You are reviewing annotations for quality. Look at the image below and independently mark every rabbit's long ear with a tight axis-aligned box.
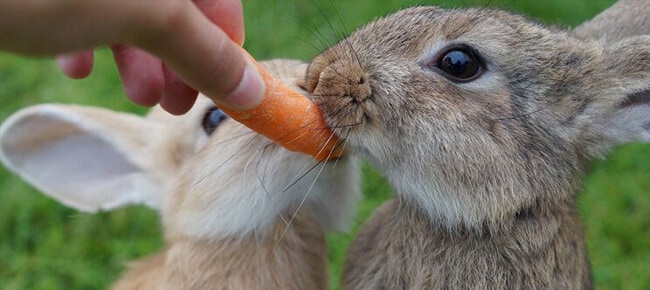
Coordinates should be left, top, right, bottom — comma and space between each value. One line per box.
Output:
0, 104, 170, 212
583, 36, 650, 157
574, 0, 650, 41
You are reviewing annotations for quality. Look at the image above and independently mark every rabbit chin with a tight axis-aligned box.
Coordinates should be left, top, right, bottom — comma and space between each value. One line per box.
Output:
162, 141, 360, 241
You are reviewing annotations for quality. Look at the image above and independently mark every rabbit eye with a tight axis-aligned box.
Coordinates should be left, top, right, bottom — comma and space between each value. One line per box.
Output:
435, 45, 484, 82
202, 107, 229, 135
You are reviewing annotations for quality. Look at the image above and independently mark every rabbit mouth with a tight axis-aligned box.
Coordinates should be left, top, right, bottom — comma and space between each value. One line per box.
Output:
315, 95, 373, 155
306, 57, 374, 140
316, 93, 374, 128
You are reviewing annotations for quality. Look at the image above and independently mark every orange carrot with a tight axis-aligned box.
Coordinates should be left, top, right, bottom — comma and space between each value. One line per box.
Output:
219, 56, 343, 161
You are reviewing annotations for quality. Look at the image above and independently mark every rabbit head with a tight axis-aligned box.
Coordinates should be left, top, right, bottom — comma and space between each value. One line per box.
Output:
0, 59, 360, 242
305, 6, 650, 231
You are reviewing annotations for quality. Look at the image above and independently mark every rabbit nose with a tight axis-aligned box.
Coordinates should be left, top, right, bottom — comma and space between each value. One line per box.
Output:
350, 75, 372, 103
315, 62, 372, 103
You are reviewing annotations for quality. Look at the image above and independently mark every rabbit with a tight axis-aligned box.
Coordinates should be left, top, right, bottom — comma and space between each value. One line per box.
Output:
574, 0, 650, 41
302, 4, 650, 290
0, 59, 360, 289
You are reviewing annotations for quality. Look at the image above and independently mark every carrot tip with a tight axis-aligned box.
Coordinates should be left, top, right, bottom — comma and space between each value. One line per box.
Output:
220, 54, 344, 161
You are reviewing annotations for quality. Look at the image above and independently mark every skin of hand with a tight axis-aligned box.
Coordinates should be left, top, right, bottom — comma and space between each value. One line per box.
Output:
0, 0, 265, 114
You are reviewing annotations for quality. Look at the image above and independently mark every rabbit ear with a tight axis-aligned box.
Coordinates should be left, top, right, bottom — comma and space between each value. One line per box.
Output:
0, 104, 169, 212
574, 0, 650, 41
584, 36, 650, 155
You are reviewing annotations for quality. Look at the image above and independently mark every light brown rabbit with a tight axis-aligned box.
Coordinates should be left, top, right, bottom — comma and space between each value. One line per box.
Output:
303, 4, 650, 290
0, 60, 360, 289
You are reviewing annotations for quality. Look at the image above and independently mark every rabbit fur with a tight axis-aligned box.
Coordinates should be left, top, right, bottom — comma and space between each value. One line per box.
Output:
304, 4, 650, 289
575, 0, 650, 42
0, 60, 360, 290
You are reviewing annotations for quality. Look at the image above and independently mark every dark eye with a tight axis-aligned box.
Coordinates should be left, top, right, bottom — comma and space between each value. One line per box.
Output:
435, 45, 484, 82
202, 107, 229, 135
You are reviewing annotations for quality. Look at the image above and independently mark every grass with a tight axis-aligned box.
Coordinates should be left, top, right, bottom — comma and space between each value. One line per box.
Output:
0, 0, 648, 289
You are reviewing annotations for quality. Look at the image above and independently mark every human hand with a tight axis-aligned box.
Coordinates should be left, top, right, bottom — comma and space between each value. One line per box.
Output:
0, 0, 264, 114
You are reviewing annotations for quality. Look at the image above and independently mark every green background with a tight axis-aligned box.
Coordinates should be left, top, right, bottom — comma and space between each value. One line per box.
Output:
1, 0, 648, 289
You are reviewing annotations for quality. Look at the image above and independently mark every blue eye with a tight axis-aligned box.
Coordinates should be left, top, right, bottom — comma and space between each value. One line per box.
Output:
435, 45, 484, 82
202, 107, 229, 135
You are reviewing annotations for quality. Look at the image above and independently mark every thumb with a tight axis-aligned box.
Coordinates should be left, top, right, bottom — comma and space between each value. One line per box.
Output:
132, 2, 264, 110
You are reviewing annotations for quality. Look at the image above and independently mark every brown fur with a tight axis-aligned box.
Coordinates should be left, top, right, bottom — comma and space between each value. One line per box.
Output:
575, 0, 650, 41
343, 200, 592, 289
305, 5, 650, 289
112, 211, 327, 290
111, 253, 167, 290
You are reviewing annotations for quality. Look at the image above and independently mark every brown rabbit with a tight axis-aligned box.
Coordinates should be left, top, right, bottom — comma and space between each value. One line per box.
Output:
304, 5, 650, 290
0, 60, 360, 289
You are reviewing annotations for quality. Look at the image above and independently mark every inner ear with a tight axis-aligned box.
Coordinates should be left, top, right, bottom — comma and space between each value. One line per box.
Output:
622, 89, 650, 108
0, 105, 166, 212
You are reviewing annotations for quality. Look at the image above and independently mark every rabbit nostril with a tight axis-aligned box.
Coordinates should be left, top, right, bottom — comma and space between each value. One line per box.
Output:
310, 60, 372, 104
351, 92, 371, 103
351, 76, 372, 103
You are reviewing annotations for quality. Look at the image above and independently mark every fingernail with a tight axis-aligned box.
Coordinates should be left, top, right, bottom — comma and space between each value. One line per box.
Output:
227, 64, 265, 110
56, 53, 93, 79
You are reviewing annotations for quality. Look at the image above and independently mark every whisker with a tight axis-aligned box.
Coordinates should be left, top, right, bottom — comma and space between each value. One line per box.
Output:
310, 121, 343, 159
250, 114, 338, 153
325, 64, 363, 85
192, 144, 252, 187
330, 121, 362, 129
252, 138, 319, 200
277, 126, 355, 241
277, 116, 358, 194
279, 214, 291, 228
330, 127, 354, 168
294, 36, 333, 57
280, 161, 323, 194
292, 7, 337, 55
251, 141, 275, 201
191, 127, 271, 188
203, 130, 257, 149
278, 157, 329, 243
326, 0, 365, 73
309, 0, 345, 44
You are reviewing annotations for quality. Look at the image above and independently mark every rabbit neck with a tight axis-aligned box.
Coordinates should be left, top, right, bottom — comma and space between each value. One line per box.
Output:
342, 198, 593, 289
379, 150, 587, 232
113, 210, 328, 290
162, 153, 360, 240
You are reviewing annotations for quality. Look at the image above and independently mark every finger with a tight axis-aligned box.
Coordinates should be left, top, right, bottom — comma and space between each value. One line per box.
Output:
159, 65, 199, 115
193, 0, 245, 45
56, 51, 94, 79
134, 3, 264, 110
111, 45, 165, 107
